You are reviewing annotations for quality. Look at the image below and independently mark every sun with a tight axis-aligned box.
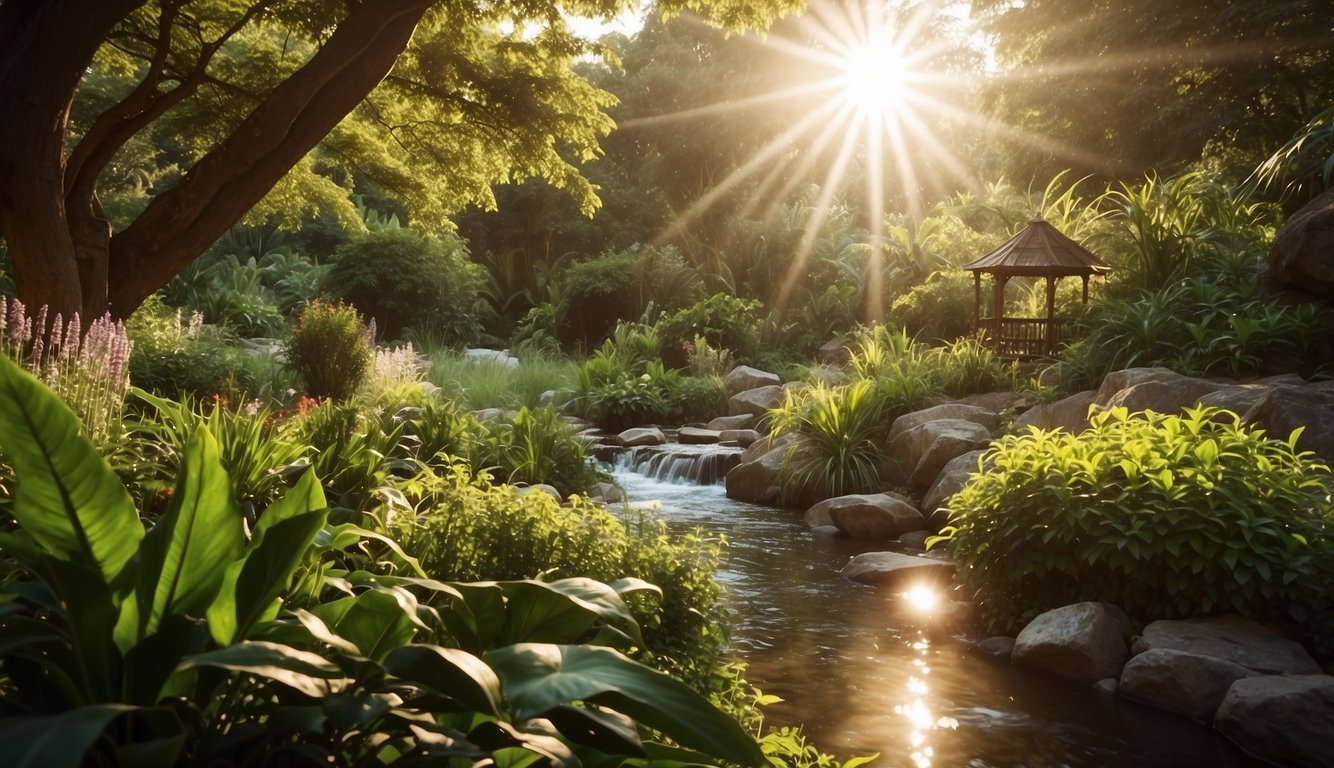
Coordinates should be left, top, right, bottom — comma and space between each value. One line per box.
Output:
836, 37, 913, 122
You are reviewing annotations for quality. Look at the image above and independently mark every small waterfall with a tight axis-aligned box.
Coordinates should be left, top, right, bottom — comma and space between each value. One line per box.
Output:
612, 444, 743, 485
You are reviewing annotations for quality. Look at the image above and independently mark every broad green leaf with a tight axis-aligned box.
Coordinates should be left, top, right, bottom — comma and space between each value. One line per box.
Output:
543, 704, 645, 756
497, 579, 643, 646
207, 471, 328, 645
179, 640, 349, 697
138, 427, 244, 637
310, 587, 423, 660
383, 644, 503, 715
0, 355, 141, 589
0, 703, 138, 768
486, 643, 764, 766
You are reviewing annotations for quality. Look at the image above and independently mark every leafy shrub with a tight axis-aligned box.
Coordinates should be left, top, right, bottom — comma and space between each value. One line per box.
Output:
286, 300, 372, 400
127, 296, 278, 401
324, 228, 483, 342
926, 335, 1019, 397
387, 464, 729, 684
938, 406, 1334, 655
570, 324, 678, 430
771, 380, 884, 505
888, 269, 977, 343
553, 246, 702, 349
670, 374, 728, 424
657, 293, 762, 366
472, 406, 601, 494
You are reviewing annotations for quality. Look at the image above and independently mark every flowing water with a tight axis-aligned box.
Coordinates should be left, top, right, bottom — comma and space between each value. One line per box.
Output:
610, 445, 1264, 768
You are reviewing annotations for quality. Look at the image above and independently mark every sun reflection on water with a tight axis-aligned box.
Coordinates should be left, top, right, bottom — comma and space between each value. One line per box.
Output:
893, 633, 959, 768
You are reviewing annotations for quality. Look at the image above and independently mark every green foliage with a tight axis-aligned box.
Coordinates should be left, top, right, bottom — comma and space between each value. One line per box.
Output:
472, 407, 601, 495
927, 336, 1019, 398
286, 300, 372, 400
324, 229, 484, 342
287, 399, 409, 515
888, 270, 978, 343
1252, 104, 1334, 209
0, 348, 765, 767
428, 350, 576, 411
658, 293, 763, 366
771, 381, 885, 505
670, 374, 729, 424
570, 323, 681, 430
387, 463, 729, 686
554, 246, 702, 349
939, 406, 1334, 656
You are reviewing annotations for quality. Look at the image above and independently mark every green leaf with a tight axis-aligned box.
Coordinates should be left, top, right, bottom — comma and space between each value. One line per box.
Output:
0, 355, 141, 589
486, 643, 764, 766
137, 427, 244, 637
310, 587, 423, 660
179, 640, 349, 697
383, 644, 503, 715
0, 703, 138, 768
498, 579, 644, 646
542, 704, 645, 756
206, 471, 328, 645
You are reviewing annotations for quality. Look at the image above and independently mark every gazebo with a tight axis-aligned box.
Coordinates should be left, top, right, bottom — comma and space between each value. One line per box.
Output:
964, 214, 1110, 359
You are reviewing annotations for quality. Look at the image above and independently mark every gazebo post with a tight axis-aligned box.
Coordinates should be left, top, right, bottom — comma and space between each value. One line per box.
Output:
1044, 275, 1058, 355
992, 274, 1007, 353
973, 271, 982, 335
1081, 274, 1091, 304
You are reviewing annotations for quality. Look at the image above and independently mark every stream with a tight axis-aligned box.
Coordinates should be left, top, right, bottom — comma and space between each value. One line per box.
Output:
609, 445, 1265, 768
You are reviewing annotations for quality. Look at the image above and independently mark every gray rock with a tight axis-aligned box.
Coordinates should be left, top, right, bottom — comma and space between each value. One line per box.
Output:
1012, 390, 1097, 434
1119, 649, 1258, 721
977, 636, 1016, 660
618, 427, 668, 447
719, 428, 761, 447
805, 493, 927, 540
1242, 384, 1334, 466
808, 525, 841, 537
888, 403, 999, 443
707, 413, 755, 431
537, 389, 558, 407
841, 551, 956, 588
919, 449, 985, 530
896, 530, 932, 550
1132, 615, 1321, 675
740, 432, 797, 463
1196, 384, 1272, 415
728, 385, 785, 418
725, 365, 781, 397
943, 391, 1035, 415
589, 481, 623, 504
1093, 678, 1119, 696
1268, 187, 1334, 300
726, 437, 804, 504
1215, 675, 1334, 768
887, 419, 993, 489
1093, 367, 1183, 406
815, 337, 852, 366
464, 348, 519, 368
472, 408, 506, 423
678, 427, 721, 444
1103, 375, 1231, 415
1012, 602, 1130, 685
516, 484, 563, 503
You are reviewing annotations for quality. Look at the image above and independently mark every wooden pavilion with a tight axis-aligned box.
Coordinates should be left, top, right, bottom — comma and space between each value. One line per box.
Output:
963, 214, 1110, 359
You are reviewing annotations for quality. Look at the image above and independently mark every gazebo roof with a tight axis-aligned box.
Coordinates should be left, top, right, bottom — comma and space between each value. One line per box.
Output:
964, 214, 1110, 277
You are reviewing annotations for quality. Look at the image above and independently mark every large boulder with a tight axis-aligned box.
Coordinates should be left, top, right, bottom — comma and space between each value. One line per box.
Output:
1267, 187, 1334, 300
719, 428, 761, 448
1093, 367, 1184, 406
707, 413, 755, 431
887, 403, 999, 443
1242, 383, 1334, 466
1215, 675, 1334, 768
1012, 390, 1097, 434
618, 427, 667, 447
1131, 615, 1321, 675
725, 366, 781, 397
1118, 648, 1258, 721
1012, 602, 1130, 686
841, 551, 955, 588
804, 493, 926, 539
1102, 373, 1231, 415
886, 419, 993, 490
678, 427, 721, 444
940, 391, 1035, 414
919, 449, 985, 530
728, 385, 785, 418
815, 337, 852, 366
725, 435, 803, 504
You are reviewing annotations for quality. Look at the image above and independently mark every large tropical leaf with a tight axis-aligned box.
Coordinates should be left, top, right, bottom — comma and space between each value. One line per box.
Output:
486, 643, 764, 766
206, 470, 327, 645
0, 703, 139, 768
179, 641, 349, 698
383, 644, 504, 716
0, 355, 141, 588
310, 586, 425, 660
137, 427, 245, 637
494, 579, 645, 647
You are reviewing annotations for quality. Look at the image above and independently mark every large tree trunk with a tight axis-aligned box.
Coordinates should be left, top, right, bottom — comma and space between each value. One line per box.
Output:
0, 0, 433, 321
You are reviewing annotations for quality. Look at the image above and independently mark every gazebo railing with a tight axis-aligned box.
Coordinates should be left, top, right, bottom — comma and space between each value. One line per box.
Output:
978, 318, 1075, 359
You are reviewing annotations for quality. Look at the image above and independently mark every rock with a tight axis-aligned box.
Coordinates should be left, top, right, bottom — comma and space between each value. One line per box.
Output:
728, 385, 786, 418
919, 449, 985, 530
725, 366, 782, 397
1012, 390, 1097, 434
464, 348, 519, 368
1119, 649, 1258, 721
726, 437, 802, 504
516, 484, 563, 503
1012, 602, 1130, 685
1196, 384, 1273, 415
1093, 678, 1119, 696
618, 427, 667, 447
740, 432, 797, 463
537, 389, 558, 407
1103, 374, 1231, 415
589, 481, 623, 504
841, 551, 956, 588
808, 525, 841, 537
943, 391, 1035, 414
804, 493, 927, 540
977, 636, 1016, 660
888, 403, 999, 443
707, 413, 755, 431
1268, 187, 1334, 300
472, 408, 506, 423
886, 419, 993, 489
1215, 675, 1334, 768
896, 530, 931, 550
1093, 367, 1183, 406
719, 428, 761, 447
1242, 384, 1334, 466
1131, 615, 1321, 675
782, 381, 810, 396
678, 427, 721, 444
806, 364, 847, 388
815, 337, 852, 366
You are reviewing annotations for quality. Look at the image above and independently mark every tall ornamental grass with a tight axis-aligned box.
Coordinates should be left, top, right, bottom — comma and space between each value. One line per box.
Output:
0, 296, 131, 444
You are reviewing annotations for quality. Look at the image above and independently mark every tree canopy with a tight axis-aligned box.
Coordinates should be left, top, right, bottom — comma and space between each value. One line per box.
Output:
0, 0, 802, 321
